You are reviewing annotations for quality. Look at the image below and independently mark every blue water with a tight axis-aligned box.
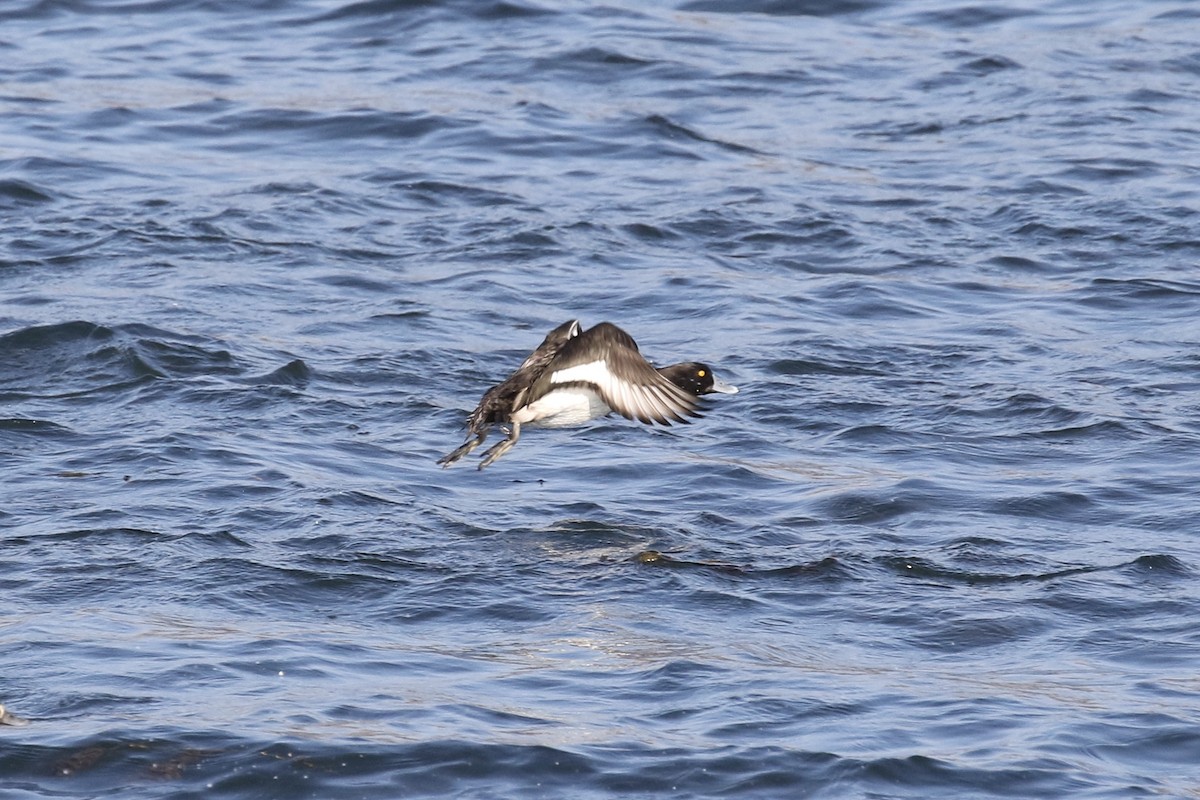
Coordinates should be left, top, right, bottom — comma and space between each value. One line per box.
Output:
3, 0, 1199, 797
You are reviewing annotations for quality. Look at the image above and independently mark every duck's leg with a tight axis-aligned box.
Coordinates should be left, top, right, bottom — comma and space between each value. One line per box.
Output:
437, 426, 489, 467
478, 421, 521, 470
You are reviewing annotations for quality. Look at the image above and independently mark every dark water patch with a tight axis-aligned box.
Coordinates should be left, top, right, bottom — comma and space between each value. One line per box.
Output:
1074, 277, 1200, 312
907, 4, 1039, 29
879, 553, 1168, 587
765, 357, 888, 378
240, 359, 311, 387
316, 489, 413, 510
1156, 7, 1200, 21
986, 490, 1097, 524
637, 550, 848, 582
296, 551, 429, 586
473, 1, 558, 21
0, 156, 107, 190
706, 696, 864, 740
163, 108, 460, 149
173, 67, 238, 86
819, 491, 919, 525
815, 280, 938, 320
18, 563, 153, 607
171, 380, 308, 414
916, 53, 1023, 91
365, 174, 527, 210
0, 417, 73, 435
670, 207, 783, 250
133, 336, 238, 379
1072, 622, 1200, 670
853, 119, 944, 139
986, 204, 1094, 243
1014, 178, 1087, 198
0, 320, 114, 352
370, 307, 431, 323
2, 735, 326, 794
181, 556, 394, 615
985, 254, 1050, 272
621, 221, 681, 242
679, 0, 884, 16
856, 752, 1075, 797
0, 177, 55, 207
3, 526, 170, 547
633, 549, 760, 576
943, 533, 1009, 550
315, 273, 395, 292
962, 54, 1022, 76
1034, 580, 1192, 629
543, 518, 650, 547
831, 423, 920, 446
644, 114, 763, 156
937, 390, 1093, 433
743, 219, 861, 253
1163, 50, 1200, 76
752, 555, 852, 581
1087, 723, 1200, 770
1123, 553, 1189, 577
598, 746, 838, 796
908, 614, 1042, 653
295, 0, 552, 28
543, 45, 656, 70
1056, 158, 1161, 185
1125, 87, 1188, 107
1014, 418, 1136, 444
0, 321, 155, 400
77, 105, 143, 133
0, 323, 253, 403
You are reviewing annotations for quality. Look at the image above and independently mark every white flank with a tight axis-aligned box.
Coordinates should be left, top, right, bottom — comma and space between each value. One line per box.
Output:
511, 386, 611, 428
510, 360, 616, 427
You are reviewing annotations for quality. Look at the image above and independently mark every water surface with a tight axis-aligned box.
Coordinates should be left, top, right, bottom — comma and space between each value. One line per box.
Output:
2, 0, 1199, 797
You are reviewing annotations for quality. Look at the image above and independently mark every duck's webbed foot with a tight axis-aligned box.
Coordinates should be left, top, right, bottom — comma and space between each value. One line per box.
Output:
478, 422, 521, 470
438, 428, 489, 467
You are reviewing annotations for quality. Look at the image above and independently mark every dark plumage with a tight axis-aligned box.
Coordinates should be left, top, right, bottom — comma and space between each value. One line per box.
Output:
438, 320, 737, 469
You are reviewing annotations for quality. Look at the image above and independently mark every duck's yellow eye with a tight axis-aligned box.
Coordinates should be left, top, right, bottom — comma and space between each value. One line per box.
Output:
697, 369, 706, 377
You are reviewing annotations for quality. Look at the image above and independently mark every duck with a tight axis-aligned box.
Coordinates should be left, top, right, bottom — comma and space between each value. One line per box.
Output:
438, 320, 737, 469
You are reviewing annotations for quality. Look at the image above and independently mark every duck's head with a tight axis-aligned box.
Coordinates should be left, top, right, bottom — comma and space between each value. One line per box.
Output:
659, 362, 738, 396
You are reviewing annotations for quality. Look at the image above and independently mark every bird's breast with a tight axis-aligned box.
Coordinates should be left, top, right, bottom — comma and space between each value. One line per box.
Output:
511, 385, 611, 428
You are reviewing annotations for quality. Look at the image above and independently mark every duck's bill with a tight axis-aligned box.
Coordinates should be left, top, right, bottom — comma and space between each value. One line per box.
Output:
710, 375, 738, 394
0, 707, 29, 727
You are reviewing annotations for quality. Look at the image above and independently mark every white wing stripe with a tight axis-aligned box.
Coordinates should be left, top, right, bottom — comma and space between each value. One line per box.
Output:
549, 360, 611, 386
548, 356, 700, 425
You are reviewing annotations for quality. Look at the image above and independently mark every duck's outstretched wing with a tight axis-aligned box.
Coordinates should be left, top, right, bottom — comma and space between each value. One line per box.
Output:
540, 323, 701, 425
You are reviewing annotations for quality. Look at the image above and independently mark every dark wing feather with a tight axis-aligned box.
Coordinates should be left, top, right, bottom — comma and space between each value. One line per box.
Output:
463, 319, 580, 431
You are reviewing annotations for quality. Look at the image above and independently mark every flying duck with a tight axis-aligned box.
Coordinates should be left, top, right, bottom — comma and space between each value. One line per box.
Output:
438, 320, 737, 469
